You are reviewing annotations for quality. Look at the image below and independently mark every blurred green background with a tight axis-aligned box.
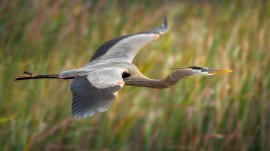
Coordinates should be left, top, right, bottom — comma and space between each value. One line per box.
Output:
1, 0, 270, 150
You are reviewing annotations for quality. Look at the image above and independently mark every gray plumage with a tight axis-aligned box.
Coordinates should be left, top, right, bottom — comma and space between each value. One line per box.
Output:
60, 17, 232, 118
71, 68, 124, 118
60, 17, 169, 118
90, 17, 168, 62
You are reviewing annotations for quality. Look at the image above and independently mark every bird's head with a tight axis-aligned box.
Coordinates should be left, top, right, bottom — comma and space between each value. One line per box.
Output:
189, 66, 233, 76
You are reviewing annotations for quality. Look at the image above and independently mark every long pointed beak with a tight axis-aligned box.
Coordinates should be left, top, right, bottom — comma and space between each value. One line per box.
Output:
208, 69, 233, 74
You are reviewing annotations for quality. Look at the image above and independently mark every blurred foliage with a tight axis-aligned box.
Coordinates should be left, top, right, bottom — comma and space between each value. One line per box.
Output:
1, 0, 270, 150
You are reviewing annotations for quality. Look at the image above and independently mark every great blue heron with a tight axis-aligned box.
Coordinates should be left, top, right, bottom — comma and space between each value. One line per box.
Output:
59, 17, 232, 118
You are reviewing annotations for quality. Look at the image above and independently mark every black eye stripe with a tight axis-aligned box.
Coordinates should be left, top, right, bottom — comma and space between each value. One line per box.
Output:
189, 66, 203, 70
189, 66, 208, 71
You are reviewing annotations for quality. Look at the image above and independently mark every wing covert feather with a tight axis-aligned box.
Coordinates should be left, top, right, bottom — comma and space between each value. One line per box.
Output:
90, 17, 169, 63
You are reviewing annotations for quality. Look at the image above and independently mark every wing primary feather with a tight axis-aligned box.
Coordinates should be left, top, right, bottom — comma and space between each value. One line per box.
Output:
151, 16, 169, 34
71, 74, 123, 118
90, 35, 130, 62
88, 17, 169, 63
72, 88, 113, 113
163, 16, 168, 30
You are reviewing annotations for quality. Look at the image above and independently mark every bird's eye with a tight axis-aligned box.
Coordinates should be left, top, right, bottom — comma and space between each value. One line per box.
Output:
122, 71, 131, 78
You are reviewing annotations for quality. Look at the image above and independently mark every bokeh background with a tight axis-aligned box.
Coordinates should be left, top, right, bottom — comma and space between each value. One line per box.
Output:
1, 0, 270, 150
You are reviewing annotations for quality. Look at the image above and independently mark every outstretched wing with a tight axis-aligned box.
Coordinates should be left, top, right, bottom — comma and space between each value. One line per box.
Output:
90, 17, 169, 63
71, 68, 125, 118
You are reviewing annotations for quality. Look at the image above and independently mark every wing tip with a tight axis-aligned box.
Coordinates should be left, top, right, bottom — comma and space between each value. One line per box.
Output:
164, 16, 168, 29
72, 109, 96, 118
151, 16, 169, 34
72, 106, 110, 119
162, 16, 169, 33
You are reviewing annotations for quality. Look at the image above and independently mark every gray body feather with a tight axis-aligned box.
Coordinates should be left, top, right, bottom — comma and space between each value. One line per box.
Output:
60, 17, 169, 118
71, 68, 124, 118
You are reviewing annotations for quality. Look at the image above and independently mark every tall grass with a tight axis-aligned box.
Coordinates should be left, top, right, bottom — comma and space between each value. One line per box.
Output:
1, 0, 270, 150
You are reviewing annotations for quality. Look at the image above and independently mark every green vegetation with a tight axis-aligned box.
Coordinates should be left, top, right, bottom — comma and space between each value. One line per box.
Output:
1, 0, 270, 150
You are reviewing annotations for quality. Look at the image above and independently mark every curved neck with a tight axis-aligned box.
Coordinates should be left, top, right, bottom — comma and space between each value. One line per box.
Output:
124, 68, 194, 89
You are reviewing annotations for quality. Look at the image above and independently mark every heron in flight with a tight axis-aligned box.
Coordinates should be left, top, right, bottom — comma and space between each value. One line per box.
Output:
59, 17, 232, 118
